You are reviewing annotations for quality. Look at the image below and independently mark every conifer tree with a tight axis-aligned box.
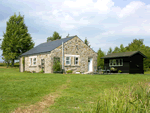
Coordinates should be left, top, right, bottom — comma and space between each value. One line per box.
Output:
1, 13, 34, 66
97, 48, 105, 69
84, 37, 91, 47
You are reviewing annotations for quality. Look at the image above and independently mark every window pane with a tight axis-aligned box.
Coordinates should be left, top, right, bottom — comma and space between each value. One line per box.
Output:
30, 58, 32, 64
75, 61, 78, 64
118, 59, 120, 65
66, 57, 69, 60
120, 59, 123, 65
34, 58, 36, 61
33, 62, 36, 65
110, 60, 112, 65
75, 57, 78, 64
116, 59, 118, 65
113, 59, 116, 65
66, 61, 70, 64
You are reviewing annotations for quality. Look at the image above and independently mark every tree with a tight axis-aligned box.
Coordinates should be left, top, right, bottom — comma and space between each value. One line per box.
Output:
112, 46, 120, 53
1, 12, 34, 67
47, 31, 61, 42
97, 48, 105, 69
107, 47, 113, 55
125, 39, 144, 51
125, 39, 150, 71
120, 44, 126, 52
84, 37, 91, 47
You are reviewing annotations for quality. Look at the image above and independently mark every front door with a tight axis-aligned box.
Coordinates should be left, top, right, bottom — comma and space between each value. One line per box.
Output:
88, 58, 93, 72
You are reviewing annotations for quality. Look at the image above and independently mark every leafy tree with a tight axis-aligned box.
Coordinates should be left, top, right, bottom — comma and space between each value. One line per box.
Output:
97, 48, 105, 69
112, 46, 120, 53
84, 37, 91, 47
1, 12, 34, 67
125, 39, 150, 71
125, 39, 144, 51
120, 44, 126, 52
107, 47, 113, 55
47, 31, 61, 42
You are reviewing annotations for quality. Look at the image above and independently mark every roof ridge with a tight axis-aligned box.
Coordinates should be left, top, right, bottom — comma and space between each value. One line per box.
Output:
47, 35, 77, 43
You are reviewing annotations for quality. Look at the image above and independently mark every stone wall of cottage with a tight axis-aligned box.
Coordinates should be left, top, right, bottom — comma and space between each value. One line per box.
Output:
20, 36, 97, 73
22, 52, 52, 73
50, 36, 97, 73
20, 57, 23, 72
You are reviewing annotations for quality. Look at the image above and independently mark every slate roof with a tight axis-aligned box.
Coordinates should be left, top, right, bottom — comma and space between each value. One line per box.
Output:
101, 51, 147, 59
20, 36, 76, 56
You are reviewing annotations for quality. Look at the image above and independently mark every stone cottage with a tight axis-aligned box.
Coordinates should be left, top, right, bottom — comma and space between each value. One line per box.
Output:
19, 35, 98, 73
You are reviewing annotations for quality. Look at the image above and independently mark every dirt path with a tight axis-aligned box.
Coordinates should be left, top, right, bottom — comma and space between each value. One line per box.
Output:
12, 75, 71, 113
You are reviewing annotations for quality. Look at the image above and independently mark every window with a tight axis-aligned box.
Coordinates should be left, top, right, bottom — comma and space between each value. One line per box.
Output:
66, 57, 71, 65
29, 56, 37, 66
41, 59, 45, 65
109, 59, 123, 66
30, 58, 32, 65
120, 59, 123, 65
33, 58, 36, 65
113, 59, 116, 65
74, 57, 79, 65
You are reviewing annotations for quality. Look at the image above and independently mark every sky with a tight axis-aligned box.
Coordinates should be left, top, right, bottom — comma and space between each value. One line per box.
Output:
0, 0, 150, 62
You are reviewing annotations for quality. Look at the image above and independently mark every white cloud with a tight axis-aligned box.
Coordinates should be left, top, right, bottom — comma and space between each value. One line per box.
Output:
118, 1, 145, 18
1, 0, 150, 56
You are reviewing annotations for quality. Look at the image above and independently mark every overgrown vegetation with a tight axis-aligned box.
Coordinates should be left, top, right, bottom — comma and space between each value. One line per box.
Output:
89, 82, 150, 113
66, 70, 73, 73
53, 57, 62, 72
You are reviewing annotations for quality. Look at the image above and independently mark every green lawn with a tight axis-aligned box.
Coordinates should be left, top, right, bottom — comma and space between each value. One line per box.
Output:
0, 68, 150, 113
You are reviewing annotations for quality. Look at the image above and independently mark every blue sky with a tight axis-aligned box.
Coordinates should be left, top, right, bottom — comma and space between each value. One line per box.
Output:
0, 0, 150, 62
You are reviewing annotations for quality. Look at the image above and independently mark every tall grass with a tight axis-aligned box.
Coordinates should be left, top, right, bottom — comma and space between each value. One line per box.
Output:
90, 82, 150, 113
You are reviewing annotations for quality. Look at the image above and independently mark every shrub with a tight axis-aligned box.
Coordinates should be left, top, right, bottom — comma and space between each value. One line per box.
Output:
39, 68, 44, 73
90, 82, 150, 113
53, 60, 62, 72
110, 67, 117, 71
66, 70, 72, 74
118, 70, 122, 73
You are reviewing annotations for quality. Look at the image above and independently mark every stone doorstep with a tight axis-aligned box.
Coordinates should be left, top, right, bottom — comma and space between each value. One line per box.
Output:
83, 71, 93, 74
76, 72, 80, 74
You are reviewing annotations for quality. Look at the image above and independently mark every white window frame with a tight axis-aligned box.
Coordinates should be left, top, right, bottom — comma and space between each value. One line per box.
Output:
33, 58, 36, 65
65, 56, 71, 65
29, 56, 37, 66
109, 59, 123, 66
74, 57, 79, 65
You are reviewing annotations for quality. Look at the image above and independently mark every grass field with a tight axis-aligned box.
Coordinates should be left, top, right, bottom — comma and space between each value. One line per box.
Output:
0, 66, 150, 113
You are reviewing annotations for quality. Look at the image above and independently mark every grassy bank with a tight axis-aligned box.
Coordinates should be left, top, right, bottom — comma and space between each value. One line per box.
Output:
0, 67, 150, 113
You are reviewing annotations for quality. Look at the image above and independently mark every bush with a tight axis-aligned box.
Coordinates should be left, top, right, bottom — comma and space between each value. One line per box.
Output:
53, 60, 62, 72
39, 68, 44, 73
110, 67, 117, 71
118, 70, 122, 73
66, 70, 72, 74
